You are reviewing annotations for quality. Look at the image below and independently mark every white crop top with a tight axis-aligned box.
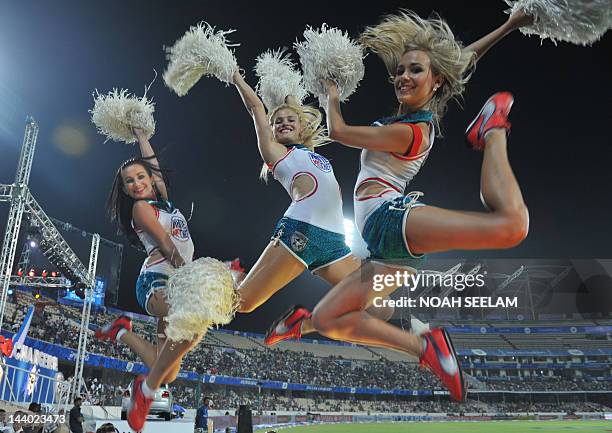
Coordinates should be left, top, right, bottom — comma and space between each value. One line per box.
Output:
133, 200, 194, 275
271, 145, 346, 235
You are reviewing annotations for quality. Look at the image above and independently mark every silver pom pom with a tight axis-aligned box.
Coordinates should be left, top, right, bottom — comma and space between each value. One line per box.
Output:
164, 22, 239, 96
90, 88, 155, 144
164, 257, 238, 342
295, 24, 365, 105
254, 49, 307, 111
506, 0, 612, 45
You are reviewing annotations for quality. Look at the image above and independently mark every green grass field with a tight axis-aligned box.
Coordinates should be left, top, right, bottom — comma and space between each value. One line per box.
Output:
281, 420, 612, 433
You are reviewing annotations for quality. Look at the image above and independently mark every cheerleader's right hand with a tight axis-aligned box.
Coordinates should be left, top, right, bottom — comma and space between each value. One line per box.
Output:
131, 126, 147, 141
506, 9, 534, 30
320, 78, 339, 99
231, 70, 241, 84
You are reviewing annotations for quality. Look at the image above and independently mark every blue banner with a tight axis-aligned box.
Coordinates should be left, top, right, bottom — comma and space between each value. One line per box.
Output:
463, 362, 611, 370
447, 325, 612, 335
1, 357, 58, 404
1, 329, 609, 399
459, 348, 612, 356
202, 374, 432, 396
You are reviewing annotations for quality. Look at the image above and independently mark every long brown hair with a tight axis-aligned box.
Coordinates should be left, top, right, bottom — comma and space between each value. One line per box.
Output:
106, 157, 169, 250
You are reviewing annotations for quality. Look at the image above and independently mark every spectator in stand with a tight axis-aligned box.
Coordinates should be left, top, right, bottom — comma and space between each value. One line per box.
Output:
95, 423, 118, 433
69, 397, 84, 433
195, 397, 211, 433
25, 404, 42, 433
0, 410, 10, 433
45, 409, 69, 433
8, 411, 27, 433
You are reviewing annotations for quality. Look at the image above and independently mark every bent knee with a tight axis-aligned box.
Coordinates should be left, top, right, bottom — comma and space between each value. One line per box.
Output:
498, 206, 529, 248
163, 371, 179, 384
237, 299, 258, 314
236, 288, 257, 313
367, 304, 394, 322
311, 309, 336, 336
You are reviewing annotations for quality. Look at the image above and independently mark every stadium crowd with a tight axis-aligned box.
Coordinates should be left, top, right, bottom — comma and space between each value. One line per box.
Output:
77, 376, 612, 414
5, 293, 611, 402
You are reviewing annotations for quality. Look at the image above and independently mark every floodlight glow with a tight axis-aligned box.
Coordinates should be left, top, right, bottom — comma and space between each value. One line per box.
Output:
344, 218, 355, 250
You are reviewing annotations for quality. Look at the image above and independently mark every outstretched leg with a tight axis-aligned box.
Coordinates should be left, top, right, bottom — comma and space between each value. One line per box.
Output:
264, 254, 399, 345
406, 94, 529, 254
311, 261, 422, 355
311, 262, 466, 401
119, 332, 158, 368
237, 241, 306, 313
301, 255, 395, 334
95, 315, 158, 369
126, 293, 201, 431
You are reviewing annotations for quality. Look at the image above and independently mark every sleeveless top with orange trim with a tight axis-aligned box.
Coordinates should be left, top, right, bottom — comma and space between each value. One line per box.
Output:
354, 110, 435, 233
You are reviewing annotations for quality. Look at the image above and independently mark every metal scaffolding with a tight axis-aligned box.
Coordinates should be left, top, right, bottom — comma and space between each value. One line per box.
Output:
71, 234, 100, 402
0, 117, 39, 332
0, 117, 101, 403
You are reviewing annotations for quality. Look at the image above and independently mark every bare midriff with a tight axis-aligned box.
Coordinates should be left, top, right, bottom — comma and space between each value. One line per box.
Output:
355, 180, 392, 200
291, 174, 316, 201
146, 249, 165, 265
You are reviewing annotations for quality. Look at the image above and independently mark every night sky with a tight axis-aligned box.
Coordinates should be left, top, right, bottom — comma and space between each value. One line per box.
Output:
0, 1, 610, 331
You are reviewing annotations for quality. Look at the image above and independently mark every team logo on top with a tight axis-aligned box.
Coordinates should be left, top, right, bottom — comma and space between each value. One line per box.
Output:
171, 216, 190, 240
309, 152, 332, 172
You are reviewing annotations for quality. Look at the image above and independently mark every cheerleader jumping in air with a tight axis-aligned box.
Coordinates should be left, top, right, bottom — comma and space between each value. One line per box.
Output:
90, 89, 235, 431
260, 8, 538, 402
161, 26, 383, 331
230, 68, 397, 328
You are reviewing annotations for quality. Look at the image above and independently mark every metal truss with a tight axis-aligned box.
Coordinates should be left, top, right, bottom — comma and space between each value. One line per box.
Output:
24, 191, 89, 284
72, 234, 100, 402
0, 184, 13, 203
0, 118, 39, 331
0, 117, 102, 403
50, 217, 123, 252
9, 275, 72, 288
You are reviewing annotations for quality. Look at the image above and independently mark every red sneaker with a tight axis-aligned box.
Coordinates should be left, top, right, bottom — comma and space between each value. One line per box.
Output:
465, 92, 514, 150
419, 328, 467, 402
94, 316, 132, 342
127, 375, 154, 432
0, 337, 12, 357
264, 305, 311, 346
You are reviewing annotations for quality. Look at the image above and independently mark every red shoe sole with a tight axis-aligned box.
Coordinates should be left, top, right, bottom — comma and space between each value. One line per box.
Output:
465, 92, 513, 151
439, 328, 467, 402
264, 305, 310, 346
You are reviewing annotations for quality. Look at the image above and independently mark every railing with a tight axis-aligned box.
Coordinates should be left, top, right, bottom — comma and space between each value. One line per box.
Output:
0, 361, 70, 412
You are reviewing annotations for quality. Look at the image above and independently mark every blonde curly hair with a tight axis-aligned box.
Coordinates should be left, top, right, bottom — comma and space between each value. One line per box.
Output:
259, 103, 328, 180
359, 10, 476, 134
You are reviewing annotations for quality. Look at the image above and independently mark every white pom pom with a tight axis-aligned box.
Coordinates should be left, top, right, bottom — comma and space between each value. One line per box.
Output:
254, 49, 307, 110
164, 257, 238, 342
90, 89, 155, 144
506, 0, 612, 45
164, 22, 239, 96
295, 24, 365, 105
